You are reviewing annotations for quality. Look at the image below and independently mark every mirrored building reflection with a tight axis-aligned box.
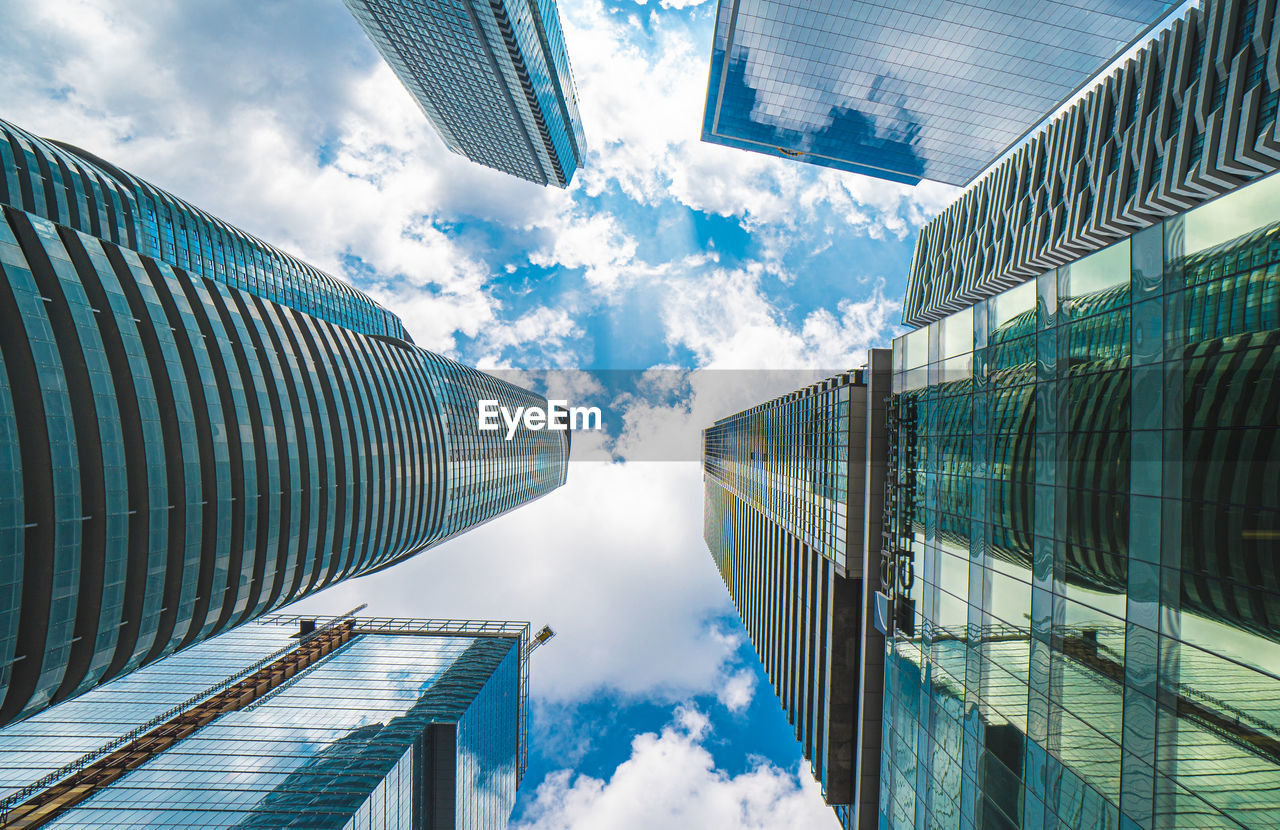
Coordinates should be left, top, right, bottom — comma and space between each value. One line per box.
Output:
342, 0, 587, 187
0, 614, 530, 829
0, 117, 569, 729
881, 1, 1280, 822
700, 0, 1176, 185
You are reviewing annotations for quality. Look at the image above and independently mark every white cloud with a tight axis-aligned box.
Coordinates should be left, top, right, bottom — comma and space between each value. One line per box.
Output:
515, 706, 840, 830
528, 206, 640, 292
716, 669, 756, 713
286, 462, 742, 703
626, 0, 714, 8
660, 264, 900, 369
0, 0, 574, 356
559, 0, 956, 245
472, 306, 586, 369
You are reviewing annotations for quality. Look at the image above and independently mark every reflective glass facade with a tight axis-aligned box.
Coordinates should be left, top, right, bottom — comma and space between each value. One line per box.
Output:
882, 168, 1280, 829
0, 120, 405, 340
705, 374, 856, 573
343, 0, 586, 187
0, 118, 569, 727
700, 0, 1176, 185
704, 362, 889, 826
0, 616, 528, 829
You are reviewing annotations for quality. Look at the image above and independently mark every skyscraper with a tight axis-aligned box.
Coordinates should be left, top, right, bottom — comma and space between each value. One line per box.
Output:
702, 356, 890, 828
0, 612, 532, 829
879, 0, 1280, 826
343, 0, 586, 188
700, 0, 1178, 185
0, 117, 569, 728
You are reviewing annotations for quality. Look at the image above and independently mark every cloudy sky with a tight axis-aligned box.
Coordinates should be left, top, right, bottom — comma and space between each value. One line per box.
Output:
0, 0, 956, 825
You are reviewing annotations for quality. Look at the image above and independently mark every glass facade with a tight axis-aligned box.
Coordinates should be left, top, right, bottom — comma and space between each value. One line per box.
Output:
705, 374, 854, 572
0, 119, 406, 340
0, 616, 529, 830
700, 0, 1176, 186
342, 0, 586, 188
0, 117, 569, 728
882, 169, 1280, 828
704, 364, 889, 823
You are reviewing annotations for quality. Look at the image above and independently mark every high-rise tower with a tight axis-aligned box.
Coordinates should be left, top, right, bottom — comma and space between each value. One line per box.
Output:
0, 117, 569, 727
880, 0, 1280, 826
0, 612, 532, 829
343, 0, 587, 187
703, 356, 890, 828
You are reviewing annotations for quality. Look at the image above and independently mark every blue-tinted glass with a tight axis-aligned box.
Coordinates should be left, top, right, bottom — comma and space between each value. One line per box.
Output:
341, 0, 585, 187
702, 0, 1175, 185
0, 621, 526, 829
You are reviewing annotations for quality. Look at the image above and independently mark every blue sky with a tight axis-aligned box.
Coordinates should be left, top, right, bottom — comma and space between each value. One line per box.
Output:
0, 0, 957, 825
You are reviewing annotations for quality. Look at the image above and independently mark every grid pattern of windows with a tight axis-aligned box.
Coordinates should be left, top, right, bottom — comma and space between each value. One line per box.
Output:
704, 365, 890, 820
421, 353, 568, 546
882, 167, 1280, 829
343, 0, 585, 188
0, 120, 406, 341
342, 746, 415, 830
0, 619, 526, 828
704, 374, 858, 572
704, 478, 855, 803
0, 120, 568, 728
453, 642, 521, 830
701, 0, 1174, 185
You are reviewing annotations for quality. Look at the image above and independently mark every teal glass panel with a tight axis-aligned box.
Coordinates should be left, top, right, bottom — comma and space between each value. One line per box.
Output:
885, 166, 1280, 829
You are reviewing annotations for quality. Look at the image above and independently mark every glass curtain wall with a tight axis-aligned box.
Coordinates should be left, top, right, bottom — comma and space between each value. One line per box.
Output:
884, 169, 1280, 829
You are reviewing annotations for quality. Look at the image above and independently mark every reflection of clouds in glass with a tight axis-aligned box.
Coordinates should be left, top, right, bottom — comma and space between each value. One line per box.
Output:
458, 746, 519, 830
455, 642, 521, 830
708, 0, 1176, 183
0, 625, 299, 800
40, 634, 475, 826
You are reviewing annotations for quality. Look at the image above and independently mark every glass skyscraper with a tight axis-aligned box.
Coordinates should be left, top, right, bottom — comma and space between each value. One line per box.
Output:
703, 356, 890, 828
342, 0, 587, 188
879, 0, 1280, 827
700, 0, 1177, 185
0, 117, 569, 728
0, 612, 530, 829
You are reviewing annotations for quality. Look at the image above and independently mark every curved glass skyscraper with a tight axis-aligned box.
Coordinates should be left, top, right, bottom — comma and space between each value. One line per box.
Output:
0, 117, 569, 728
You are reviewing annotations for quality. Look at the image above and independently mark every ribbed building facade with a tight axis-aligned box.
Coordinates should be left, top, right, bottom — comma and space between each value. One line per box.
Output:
0, 117, 569, 728
343, 0, 586, 187
0, 613, 530, 829
880, 1, 1280, 826
703, 356, 889, 828
905, 0, 1280, 325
